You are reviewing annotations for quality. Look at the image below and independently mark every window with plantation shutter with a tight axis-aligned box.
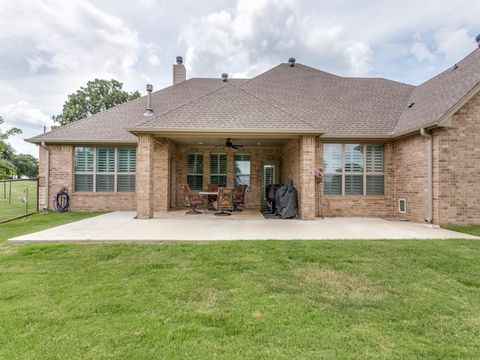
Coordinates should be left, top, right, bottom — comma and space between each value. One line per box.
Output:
74, 147, 94, 191
117, 148, 136, 192
234, 153, 250, 188
210, 153, 227, 187
323, 144, 385, 196
187, 153, 203, 190
366, 144, 384, 195
74, 146, 136, 193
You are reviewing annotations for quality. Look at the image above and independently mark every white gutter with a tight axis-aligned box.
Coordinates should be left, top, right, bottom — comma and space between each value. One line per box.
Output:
420, 128, 433, 223
40, 142, 49, 211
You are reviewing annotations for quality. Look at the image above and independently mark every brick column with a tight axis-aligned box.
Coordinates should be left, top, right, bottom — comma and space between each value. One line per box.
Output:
299, 135, 316, 220
136, 134, 154, 219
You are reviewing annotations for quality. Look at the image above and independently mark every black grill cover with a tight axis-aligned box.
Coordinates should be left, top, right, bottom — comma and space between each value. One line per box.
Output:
275, 179, 298, 219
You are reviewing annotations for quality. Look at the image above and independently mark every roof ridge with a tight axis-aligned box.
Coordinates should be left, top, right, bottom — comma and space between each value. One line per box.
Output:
235, 85, 317, 129
134, 83, 230, 127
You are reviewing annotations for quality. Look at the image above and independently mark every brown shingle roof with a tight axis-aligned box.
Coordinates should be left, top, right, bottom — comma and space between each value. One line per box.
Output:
239, 64, 414, 135
394, 48, 480, 134
27, 49, 480, 143
133, 82, 317, 132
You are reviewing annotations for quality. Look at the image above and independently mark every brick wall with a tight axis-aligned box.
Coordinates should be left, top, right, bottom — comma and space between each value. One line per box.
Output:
38, 144, 137, 212
435, 92, 480, 224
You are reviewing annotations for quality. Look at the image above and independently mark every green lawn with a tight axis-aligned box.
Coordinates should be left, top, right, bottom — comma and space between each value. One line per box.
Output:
444, 224, 480, 237
0, 180, 38, 222
0, 214, 479, 359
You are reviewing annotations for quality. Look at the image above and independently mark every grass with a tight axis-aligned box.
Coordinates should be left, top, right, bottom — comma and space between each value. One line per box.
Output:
0, 214, 479, 359
0, 179, 38, 222
444, 224, 480, 237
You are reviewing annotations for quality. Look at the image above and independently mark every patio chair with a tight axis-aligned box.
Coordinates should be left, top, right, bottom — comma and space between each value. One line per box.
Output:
207, 184, 219, 192
213, 187, 234, 216
181, 184, 204, 215
233, 184, 248, 211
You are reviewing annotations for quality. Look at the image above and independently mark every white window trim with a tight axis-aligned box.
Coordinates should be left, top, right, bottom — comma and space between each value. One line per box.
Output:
324, 144, 385, 196
74, 146, 136, 193
234, 153, 251, 189
398, 198, 407, 213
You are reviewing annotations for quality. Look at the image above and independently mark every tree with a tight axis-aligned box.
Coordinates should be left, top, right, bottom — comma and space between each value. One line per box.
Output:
11, 154, 38, 178
0, 116, 22, 179
52, 79, 141, 126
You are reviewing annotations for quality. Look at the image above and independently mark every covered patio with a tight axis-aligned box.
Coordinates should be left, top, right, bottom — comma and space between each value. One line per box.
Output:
133, 131, 320, 220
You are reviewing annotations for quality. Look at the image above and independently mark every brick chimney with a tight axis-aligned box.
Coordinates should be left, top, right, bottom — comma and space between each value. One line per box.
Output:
173, 56, 186, 85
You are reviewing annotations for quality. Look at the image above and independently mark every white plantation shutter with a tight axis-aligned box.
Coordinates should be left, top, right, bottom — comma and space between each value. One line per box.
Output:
210, 153, 227, 186
366, 144, 385, 195
117, 148, 136, 192
96, 148, 115, 192
323, 144, 385, 195
74, 147, 94, 191
187, 153, 203, 190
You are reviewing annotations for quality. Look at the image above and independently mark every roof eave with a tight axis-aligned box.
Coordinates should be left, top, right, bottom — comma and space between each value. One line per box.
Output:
26, 138, 138, 145
127, 127, 324, 137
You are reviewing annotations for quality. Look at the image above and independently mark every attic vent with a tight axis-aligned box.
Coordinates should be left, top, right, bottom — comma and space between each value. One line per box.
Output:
408, 102, 415, 108
476, 34, 480, 48
453, 63, 459, 70
288, 57, 296, 67
221, 73, 228, 82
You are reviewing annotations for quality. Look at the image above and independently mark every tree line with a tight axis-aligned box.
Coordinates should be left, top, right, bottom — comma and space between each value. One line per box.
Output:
1, 79, 140, 180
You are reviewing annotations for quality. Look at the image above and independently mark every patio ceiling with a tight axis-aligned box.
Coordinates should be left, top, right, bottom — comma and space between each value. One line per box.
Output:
165, 135, 292, 147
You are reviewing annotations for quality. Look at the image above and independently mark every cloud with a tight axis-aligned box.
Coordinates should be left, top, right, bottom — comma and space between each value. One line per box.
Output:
411, 42, 435, 62
0, 101, 52, 130
179, 0, 373, 78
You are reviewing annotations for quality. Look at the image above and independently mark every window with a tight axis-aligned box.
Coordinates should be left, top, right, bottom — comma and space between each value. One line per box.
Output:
323, 144, 385, 195
74, 147, 136, 192
117, 148, 136, 192
234, 153, 251, 188
74, 147, 94, 192
398, 199, 406, 213
210, 153, 227, 187
187, 153, 203, 190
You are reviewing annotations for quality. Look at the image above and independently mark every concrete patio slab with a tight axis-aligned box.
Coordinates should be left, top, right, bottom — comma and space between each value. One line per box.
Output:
7, 211, 479, 243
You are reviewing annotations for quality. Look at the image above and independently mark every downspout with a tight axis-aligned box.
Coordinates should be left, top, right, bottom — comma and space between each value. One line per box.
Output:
420, 128, 433, 223
40, 142, 49, 211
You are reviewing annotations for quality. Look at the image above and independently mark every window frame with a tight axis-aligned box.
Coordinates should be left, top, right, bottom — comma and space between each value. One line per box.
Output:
323, 143, 385, 196
74, 146, 136, 193
210, 152, 227, 187
187, 153, 204, 191
234, 153, 251, 189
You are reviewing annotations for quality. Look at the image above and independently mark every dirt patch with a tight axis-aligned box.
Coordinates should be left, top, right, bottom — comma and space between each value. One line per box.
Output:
297, 266, 390, 302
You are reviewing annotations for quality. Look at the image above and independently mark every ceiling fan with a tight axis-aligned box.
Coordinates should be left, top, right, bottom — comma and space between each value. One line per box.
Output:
216, 138, 244, 150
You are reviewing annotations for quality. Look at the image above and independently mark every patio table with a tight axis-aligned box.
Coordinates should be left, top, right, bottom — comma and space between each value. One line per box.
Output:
198, 191, 218, 213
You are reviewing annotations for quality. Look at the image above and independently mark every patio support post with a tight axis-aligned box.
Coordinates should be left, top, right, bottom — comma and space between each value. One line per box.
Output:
136, 134, 154, 219
299, 135, 316, 220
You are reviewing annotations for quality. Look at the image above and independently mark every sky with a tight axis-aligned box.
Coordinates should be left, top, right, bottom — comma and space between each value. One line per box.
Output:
0, 0, 479, 157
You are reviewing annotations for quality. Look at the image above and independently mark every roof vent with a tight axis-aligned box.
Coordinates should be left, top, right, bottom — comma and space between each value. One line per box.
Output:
221, 73, 228, 82
144, 84, 153, 116
176, 56, 183, 65
476, 34, 480, 48
408, 102, 415, 108
453, 63, 459, 70
288, 57, 296, 67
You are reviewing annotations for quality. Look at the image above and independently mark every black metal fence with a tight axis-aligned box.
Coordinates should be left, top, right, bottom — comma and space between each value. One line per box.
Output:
0, 178, 39, 223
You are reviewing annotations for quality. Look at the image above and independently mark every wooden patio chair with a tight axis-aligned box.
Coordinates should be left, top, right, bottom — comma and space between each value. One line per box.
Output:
181, 183, 204, 215
233, 184, 248, 211
212, 187, 234, 216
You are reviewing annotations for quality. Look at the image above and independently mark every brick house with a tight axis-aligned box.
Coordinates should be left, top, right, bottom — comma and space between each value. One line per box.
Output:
28, 50, 480, 224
